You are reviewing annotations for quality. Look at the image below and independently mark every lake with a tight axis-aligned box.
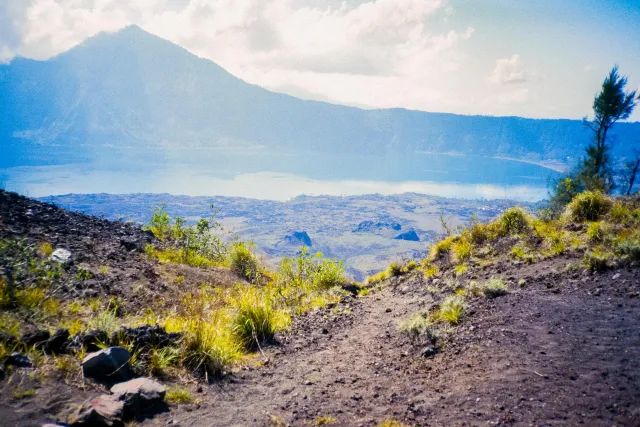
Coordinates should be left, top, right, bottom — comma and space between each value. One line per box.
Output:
0, 147, 560, 201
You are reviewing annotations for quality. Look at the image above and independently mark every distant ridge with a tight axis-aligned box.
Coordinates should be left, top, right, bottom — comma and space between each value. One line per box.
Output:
1, 26, 639, 168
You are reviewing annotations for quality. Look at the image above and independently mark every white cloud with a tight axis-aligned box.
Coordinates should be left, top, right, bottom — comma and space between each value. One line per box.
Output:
490, 54, 533, 85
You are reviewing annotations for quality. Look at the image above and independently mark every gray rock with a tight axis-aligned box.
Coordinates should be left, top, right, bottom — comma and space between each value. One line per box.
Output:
5, 351, 32, 368
420, 346, 440, 358
20, 329, 50, 349
69, 394, 124, 427
50, 248, 72, 263
111, 377, 166, 416
82, 347, 132, 383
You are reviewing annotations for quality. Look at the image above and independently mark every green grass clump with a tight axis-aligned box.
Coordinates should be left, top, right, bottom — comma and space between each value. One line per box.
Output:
398, 313, 434, 342
616, 238, 640, 261
422, 263, 439, 279
148, 347, 179, 376
315, 416, 338, 425
565, 191, 613, 222
403, 260, 418, 273
38, 242, 53, 257
498, 207, 531, 236
437, 295, 465, 325
610, 201, 632, 222
482, 278, 508, 298
166, 387, 194, 404
379, 419, 411, 427
230, 286, 290, 349
12, 388, 36, 400
454, 263, 468, 276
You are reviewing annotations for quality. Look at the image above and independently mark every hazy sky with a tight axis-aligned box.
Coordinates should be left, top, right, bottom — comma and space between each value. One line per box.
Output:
1, 0, 639, 120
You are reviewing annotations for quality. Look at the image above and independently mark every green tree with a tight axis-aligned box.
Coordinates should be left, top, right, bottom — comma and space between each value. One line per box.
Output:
581, 66, 638, 192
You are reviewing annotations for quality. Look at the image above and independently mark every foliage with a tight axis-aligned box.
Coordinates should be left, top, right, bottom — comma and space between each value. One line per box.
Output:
581, 66, 638, 192
451, 237, 472, 264
0, 238, 61, 310
366, 270, 388, 285
565, 191, 612, 222
498, 207, 531, 236
275, 248, 345, 291
584, 249, 613, 272
228, 242, 262, 283
454, 263, 468, 276
398, 313, 434, 342
230, 285, 290, 349
428, 236, 455, 261
387, 262, 403, 277
166, 387, 194, 404
422, 263, 439, 279
315, 416, 338, 425
437, 295, 465, 325
482, 278, 508, 299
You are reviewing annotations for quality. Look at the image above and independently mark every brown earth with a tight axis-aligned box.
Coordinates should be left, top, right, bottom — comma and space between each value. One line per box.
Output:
1, 191, 640, 426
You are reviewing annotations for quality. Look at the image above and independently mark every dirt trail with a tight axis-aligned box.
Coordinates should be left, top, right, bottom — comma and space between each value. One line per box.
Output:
160, 260, 640, 426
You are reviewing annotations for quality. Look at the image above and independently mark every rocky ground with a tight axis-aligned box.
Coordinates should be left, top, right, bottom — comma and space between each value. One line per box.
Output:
1, 191, 640, 426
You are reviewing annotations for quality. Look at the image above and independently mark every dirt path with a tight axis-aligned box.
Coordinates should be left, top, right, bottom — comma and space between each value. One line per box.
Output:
157, 260, 640, 426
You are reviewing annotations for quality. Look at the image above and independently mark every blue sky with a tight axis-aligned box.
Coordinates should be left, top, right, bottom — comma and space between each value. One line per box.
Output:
1, 0, 639, 120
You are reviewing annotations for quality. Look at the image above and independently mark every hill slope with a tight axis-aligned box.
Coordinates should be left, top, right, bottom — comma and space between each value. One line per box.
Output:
1, 191, 640, 426
2, 25, 639, 169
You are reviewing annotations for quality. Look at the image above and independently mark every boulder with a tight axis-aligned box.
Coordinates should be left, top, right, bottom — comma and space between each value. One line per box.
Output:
111, 377, 166, 416
111, 325, 181, 352
69, 394, 124, 427
50, 248, 72, 263
82, 347, 133, 383
45, 329, 70, 354
5, 351, 32, 368
20, 329, 51, 349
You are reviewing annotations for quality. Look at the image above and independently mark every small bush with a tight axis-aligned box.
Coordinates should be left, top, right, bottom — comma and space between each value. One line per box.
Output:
38, 242, 53, 257
498, 207, 531, 236
229, 242, 262, 283
315, 416, 338, 425
387, 262, 403, 277
398, 313, 435, 342
584, 250, 612, 272
454, 263, 468, 276
230, 286, 290, 349
482, 278, 508, 298
379, 419, 411, 427
148, 347, 179, 376
366, 270, 388, 285
451, 238, 472, 264
616, 238, 640, 261
470, 223, 489, 244
428, 236, 454, 260
565, 191, 612, 222
166, 387, 194, 404
403, 260, 418, 273
422, 263, 439, 278
437, 295, 465, 325
610, 201, 632, 222
12, 388, 36, 400
586, 221, 609, 243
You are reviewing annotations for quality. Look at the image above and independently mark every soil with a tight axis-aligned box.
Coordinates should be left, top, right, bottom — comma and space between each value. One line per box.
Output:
2, 191, 640, 426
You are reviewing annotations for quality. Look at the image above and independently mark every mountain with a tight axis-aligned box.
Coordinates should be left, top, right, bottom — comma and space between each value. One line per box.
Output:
1, 25, 639, 169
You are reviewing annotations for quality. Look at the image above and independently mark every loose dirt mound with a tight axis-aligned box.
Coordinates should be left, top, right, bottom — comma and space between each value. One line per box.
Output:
158, 257, 640, 426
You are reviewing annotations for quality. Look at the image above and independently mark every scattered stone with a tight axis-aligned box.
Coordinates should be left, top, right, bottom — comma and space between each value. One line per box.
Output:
385, 308, 392, 313
612, 273, 621, 280
69, 394, 124, 427
111, 325, 181, 352
111, 377, 166, 416
82, 347, 133, 383
50, 248, 72, 263
20, 329, 51, 349
420, 346, 440, 358
5, 351, 32, 368
45, 329, 70, 354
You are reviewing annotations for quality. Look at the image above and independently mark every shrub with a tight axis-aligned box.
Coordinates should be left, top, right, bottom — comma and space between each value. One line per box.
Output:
403, 260, 418, 273
610, 201, 632, 222
470, 223, 489, 244
379, 419, 411, 427
276, 248, 345, 291
398, 313, 435, 342
437, 295, 465, 325
148, 347, 179, 376
38, 242, 53, 257
584, 250, 612, 272
315, 416, 338, 425
565, 191, 613, 222
428, 236, 454, 260
616, 238, 640, 261
498, 207, 531, 236
451, 238, 472, 264
454, 263, 468, 276
166, 387, 194, 404
230, 286, 290, 349
229, 242, 262, 283
482, 278, 508, 298
180, 318, 242, 379
366, 270, 388, 285
422, 263, 439, 278
586, 221, 609, 243
387, 262, 403, 277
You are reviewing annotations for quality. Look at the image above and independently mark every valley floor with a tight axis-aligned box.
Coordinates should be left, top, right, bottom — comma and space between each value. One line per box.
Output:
149, 257, 640, 426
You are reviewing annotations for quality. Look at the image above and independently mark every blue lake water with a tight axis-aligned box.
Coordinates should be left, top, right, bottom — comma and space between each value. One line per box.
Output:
1, 147, 560, 201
